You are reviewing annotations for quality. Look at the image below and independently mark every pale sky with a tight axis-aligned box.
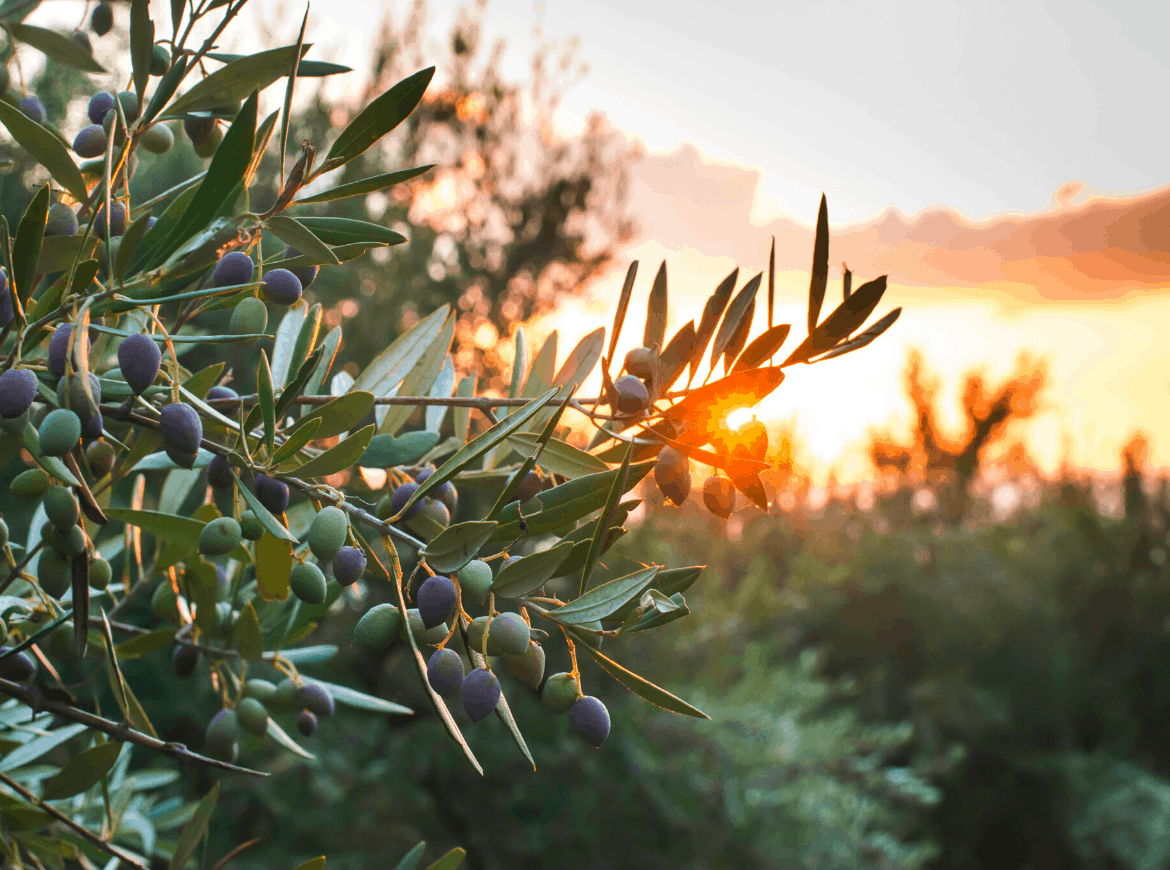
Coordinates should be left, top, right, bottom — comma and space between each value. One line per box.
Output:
286, 0, 1170, 226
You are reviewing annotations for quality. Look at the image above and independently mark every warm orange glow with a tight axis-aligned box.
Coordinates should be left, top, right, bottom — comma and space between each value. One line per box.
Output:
725, 408, 754, 431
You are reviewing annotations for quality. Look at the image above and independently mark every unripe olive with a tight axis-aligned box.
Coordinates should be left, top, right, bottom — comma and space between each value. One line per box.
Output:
150, 44, 171, 76
654, 446, 692, 507
51, 524, 87, 558
37, 549, 72, 598
457, 560, 493, 605
38, 409, 82, 457
0, 518, 7, 548
624, 346, 656, 379
204, 709, 239, 762
139, 123, 174, 155
488, 612, 530, 656
88, 557, 111, 591
44, 203, 79, 237
43, 486, 80, 530
289, 562, 326, 604
48, 621, 74, 659
192, 125, 223, 158
151, 580, 178, 621
405, 608, 447, 646
242, 679, 277, 703
702, 474, 736, 519
466, 615, 503, 657
11, 469, 49, 500
236, 697, 269, 737
541, 672, 579, 714
199, 517, 242, 556
269, 679, 300, 714
183, 115, 216, 145
229, 297, 267, 340
116, 90, 140, 123
353, 603, 400, 648
505, 641, 545, 690
239, 511, 264, 541
307, 506, 347, 561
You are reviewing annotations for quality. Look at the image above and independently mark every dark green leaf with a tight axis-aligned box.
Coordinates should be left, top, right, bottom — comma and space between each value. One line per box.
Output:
235, 602, 263, 662
114, 628, 178, 660
622, 593, 689, 633
302, 325, 342, 402
783, 275, 888, 365
148, 93, 257, 270
575, 643, 709, 719
425, 847, 467, 870
507, 433, 607, 478
813, 305, 902, 362
808, 192, 829, 334
130, 0, 153, 103
142, 54, 189, 124
284, 391, 374, 441
294, 165, 434, 205
607, 565, 702, 622
206, 51, 351, 78
244, 108, 279, 188
271, 417, 322, 465
394, 843, 426, 870
41, 740, 122, 800
490, 541, 574, 598
0, 101, 87, 202
115, 212, 152, 281
420, 521, 497, 573
12, 183, 47, 305
321, 67, 435, 172
258, 350, 275, 457
104, 509, 203, 550
236, 477, 297, 543
578, 439, 633, 594
303, 678, 412, 716
169, 782, 219, 870
396, 388, 559, 519
274, 342, 325, 421
279, 6, 310, 186
294, 216, 407, 247
7, 22, 106, 73
767, 234, 776, 327
289, 424, 374, 478
164, 45, 309, 116
486, 461, 655, 544
361, 431, 441, 468
555, 567, 658, 625
265, 214, 340, 266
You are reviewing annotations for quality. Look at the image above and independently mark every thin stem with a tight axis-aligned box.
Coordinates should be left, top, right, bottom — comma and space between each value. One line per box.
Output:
0, 767, 149, 869
0, 676, 269, 777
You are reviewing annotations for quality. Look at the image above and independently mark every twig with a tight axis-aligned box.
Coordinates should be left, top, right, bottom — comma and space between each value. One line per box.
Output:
0, 768, 149, 869
0, 676, 269, 777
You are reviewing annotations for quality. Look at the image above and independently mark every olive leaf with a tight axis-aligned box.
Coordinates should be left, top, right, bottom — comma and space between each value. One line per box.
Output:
169, 782, 220, 870
574, 643, 709, 719
490, 541, 575, 598
41, 740, 123, 801
264, 214, 341, 266
7, 22, 106, 73
164, 45, 310, 116
783, 275, 889, 366
319, 66, 435, 174
689, 268, 738, 384
0, 101, 88, 203
643, 260, 668, 352
289, 424, 374, 479
731, 323, 791, 373
709, 272, 761, 373
361, 431, 441, 469
294, 165, 434, 205
420, 521, 498, 573
808, 192, 830, 334
605, 260, 638, 364
554, 567, 659, 625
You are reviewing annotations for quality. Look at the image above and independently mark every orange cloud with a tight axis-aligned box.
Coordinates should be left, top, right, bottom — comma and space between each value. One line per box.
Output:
626, 143, 1170, 302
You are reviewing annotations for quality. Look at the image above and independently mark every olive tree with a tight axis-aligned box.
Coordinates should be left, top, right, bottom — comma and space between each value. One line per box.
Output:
0, 1, 901, 867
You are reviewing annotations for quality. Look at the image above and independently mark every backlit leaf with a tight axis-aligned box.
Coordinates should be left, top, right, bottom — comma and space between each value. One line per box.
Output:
294, 165, 434, 204
104, 509, 203, 551
808, 192, 829, 334
710, 272, 761, 373
643, 260, 667, 351
689, 268, 738, 383
731, 323, 791, 372
321, 67, 435, 172
234, 602, 263, 661
420, 521, 497, 573
12, 183, 47, 305
0, 101, 87, 202
8, 22, 106, 73
606, 260, 638, 363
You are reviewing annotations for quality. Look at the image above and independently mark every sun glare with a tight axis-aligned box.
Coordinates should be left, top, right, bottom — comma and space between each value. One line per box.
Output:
725, 407, 755, 431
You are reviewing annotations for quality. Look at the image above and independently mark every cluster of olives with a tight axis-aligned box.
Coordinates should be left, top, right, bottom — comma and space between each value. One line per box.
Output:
649, 418, 770, 522
204, 678, 335, 762
352, 558, 611, 747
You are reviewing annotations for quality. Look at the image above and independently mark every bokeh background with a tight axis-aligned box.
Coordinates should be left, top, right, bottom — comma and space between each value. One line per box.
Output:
3, 0, 1169, 867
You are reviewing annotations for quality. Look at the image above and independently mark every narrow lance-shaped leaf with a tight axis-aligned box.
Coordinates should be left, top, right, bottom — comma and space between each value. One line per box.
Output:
130, 0, 154, 103
265, 214, 342, 266
420, 521, 498, 574
7, 22, 106, 73
41, 740, 123, 801
244, 109, 280, 188
578, 438, 634, 596
605, 260, 638, 365
319, 67, 435, 174
643, 260, 667, 352
808, 192, 829, 334
731, 323, 791, 373
12, 183, 48, 305
169, 782, 220, 870
294, 165, 434, 205
815, 306, 902, 362
554, 326, 604, 388
555, 567, 659, 625
290, 424, 374, 479
709, 272, 761, 374
768, 234, 775, 328
783, 275, 888, 365
164, 45, 310, 116
280, 5, 310, 184
722, 296, 755, 373
142, 53, 189, 124
664, 367, 786, 449
843, 262, 852, 299
0, 102, 88, 202
258, 350, 275, 458
574, 641, 709, 719
689, 268, 738, 384
658, 320, 696, 392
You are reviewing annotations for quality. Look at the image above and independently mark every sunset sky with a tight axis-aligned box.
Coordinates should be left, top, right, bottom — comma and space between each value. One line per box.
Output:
30, 0, 1170, 482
